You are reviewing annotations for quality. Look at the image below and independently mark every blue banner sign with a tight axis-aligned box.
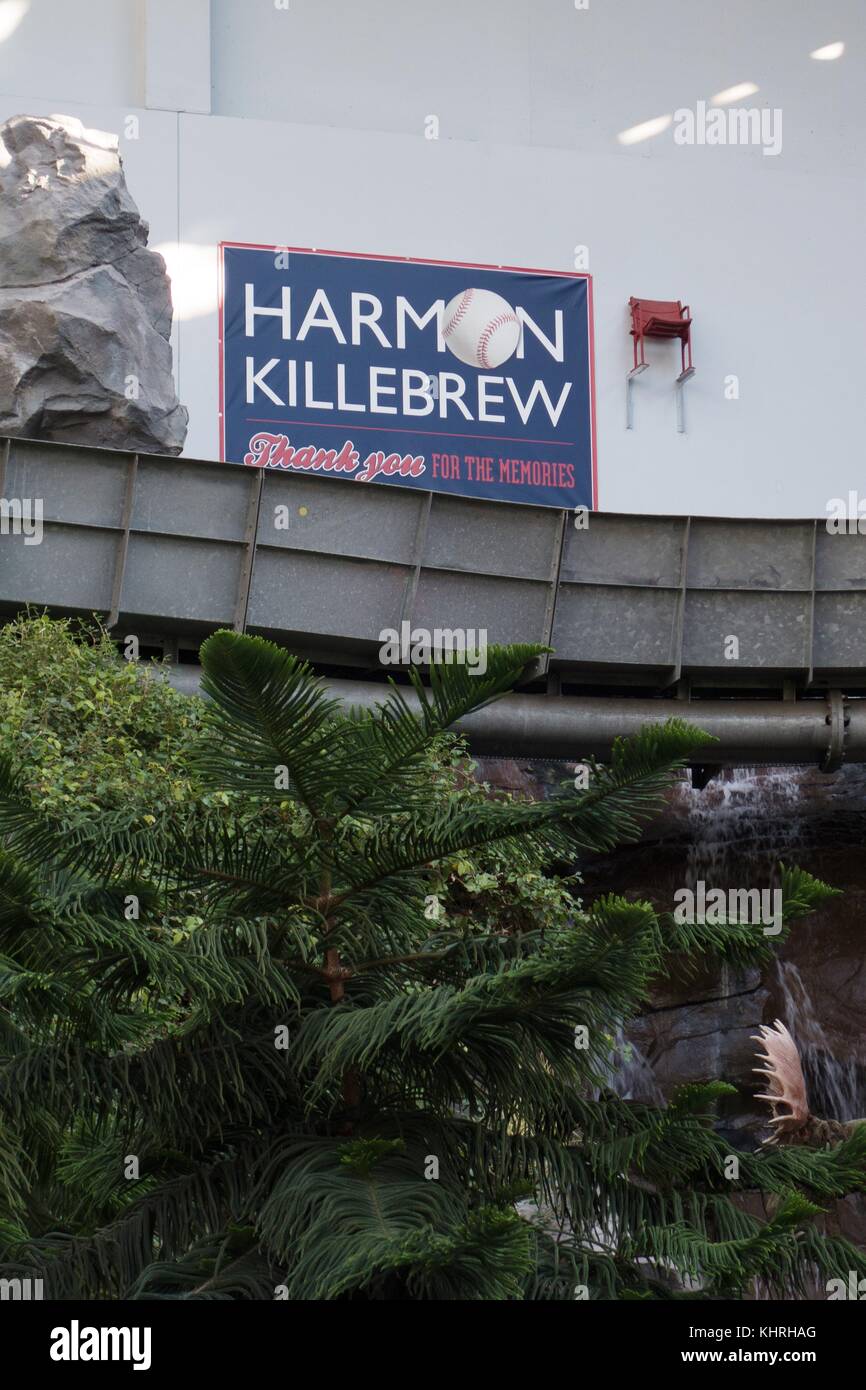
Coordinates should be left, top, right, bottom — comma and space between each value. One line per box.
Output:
220, 244, 596, 509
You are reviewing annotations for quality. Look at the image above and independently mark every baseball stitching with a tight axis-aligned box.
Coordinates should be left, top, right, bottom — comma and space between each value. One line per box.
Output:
443, 288, 475, 339
476, 311, 519, 369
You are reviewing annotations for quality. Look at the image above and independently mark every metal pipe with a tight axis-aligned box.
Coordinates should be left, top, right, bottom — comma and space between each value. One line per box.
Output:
164, 666, 864, 767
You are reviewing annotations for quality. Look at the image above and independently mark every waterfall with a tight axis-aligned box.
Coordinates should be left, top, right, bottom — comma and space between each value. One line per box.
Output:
677, 765, 865, 1124
774, 959, 866, 1122
662, 766, 806, 1079
678, 765, 805, 890
602, 1024, 664, 1104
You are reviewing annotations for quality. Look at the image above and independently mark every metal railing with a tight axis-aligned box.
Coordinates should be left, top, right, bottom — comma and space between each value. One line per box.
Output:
3, 434, 866, 695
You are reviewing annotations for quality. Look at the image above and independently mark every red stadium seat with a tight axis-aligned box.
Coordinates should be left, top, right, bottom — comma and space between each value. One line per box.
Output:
629, 297, 693, 375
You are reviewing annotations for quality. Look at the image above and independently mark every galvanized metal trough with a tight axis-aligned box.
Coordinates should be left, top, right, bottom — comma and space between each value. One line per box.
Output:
3, 434, 865, 689
2, 434, 866, 767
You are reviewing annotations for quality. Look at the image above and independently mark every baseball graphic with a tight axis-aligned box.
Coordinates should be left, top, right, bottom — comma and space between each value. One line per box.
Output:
442, 287, 521, 370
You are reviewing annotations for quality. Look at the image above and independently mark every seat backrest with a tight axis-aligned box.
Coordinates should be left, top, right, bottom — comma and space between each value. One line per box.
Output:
630, 297, 685, 327
631, 297, 683, 321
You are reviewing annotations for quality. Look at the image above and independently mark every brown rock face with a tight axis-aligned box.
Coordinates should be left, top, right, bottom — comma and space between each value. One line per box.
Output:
475, 755, 866, 1258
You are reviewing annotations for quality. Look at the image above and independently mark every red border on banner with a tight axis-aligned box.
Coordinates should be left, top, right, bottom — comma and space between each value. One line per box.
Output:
217, 243, 598, 510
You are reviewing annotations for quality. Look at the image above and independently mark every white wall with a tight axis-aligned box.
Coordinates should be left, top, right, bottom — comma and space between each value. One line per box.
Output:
173, 112, 865, 519
0, 0, 143, 108
1, 0, 864, 519
211, 0, 864, 176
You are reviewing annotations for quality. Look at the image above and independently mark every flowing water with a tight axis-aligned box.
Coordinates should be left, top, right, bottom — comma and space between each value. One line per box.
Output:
591, 762, 866, 1290
604, 765, 865, 1119
678, 765, 806, 890
602, 1024, 664, 1103
773, 959, 865, 1122
606, 767, 809, 1104
678, 765, 865, 1122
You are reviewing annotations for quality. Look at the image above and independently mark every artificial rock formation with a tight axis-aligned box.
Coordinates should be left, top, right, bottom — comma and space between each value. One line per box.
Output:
0, 114, 187, 454
478, 757, 866, 1133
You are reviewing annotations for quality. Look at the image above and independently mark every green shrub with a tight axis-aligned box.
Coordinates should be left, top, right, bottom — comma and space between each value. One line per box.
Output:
0, 613, 202, 820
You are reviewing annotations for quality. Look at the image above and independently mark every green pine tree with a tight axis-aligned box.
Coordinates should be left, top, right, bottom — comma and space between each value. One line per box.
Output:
1, 631, 865, 1300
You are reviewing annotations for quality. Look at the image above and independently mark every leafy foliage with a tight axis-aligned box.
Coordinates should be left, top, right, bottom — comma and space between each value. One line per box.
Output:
0, 623, 861, 1300
0, 612, 201, 819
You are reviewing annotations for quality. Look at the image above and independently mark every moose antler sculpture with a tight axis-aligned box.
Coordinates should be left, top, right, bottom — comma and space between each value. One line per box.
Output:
752, 1019, 864, 1147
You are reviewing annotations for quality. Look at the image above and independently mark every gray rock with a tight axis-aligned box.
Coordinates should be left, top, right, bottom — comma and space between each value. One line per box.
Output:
0, 113, 187, 454
628, 975, 769, 1096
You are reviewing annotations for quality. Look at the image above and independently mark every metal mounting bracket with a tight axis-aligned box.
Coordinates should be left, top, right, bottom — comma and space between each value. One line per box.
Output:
626, 363, 649, 430
675, 366, 696, 433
